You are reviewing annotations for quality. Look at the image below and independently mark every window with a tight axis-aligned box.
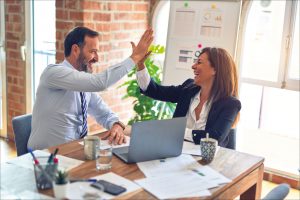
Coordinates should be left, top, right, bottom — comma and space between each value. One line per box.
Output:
151, 0, 170, 67
25, 0, 56, 111
240, 0, 299, 90
238, 0, 299, 177
32, 0, 56, 100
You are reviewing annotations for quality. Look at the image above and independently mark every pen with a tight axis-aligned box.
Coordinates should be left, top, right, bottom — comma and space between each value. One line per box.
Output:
69, 179, 97, 183
28, 148, 39, 164
47, 148, 59, 163
28, 148, 53, 182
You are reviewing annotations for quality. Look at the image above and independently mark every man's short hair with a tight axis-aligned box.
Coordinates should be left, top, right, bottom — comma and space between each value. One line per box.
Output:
64, 26, 99, 57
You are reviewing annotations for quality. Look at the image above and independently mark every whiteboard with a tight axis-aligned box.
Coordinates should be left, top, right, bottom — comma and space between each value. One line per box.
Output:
163, 0, 241, 85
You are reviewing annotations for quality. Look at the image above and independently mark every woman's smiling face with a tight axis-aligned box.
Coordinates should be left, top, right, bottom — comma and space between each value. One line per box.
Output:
192, 52, 216, 86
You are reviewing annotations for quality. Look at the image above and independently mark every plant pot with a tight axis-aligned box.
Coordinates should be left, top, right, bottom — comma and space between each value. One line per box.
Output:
53, 182, 68, 199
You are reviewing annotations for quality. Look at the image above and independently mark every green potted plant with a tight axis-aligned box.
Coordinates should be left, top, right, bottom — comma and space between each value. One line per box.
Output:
53, 169, 68, 199
120, 44, 176, 124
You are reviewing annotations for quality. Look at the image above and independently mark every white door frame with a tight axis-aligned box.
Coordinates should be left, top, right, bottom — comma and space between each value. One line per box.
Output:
0, 0, 7, 138
25, 0, 33, 113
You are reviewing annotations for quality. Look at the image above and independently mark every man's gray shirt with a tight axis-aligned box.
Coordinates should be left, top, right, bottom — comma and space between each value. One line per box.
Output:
28, 58, 135, 150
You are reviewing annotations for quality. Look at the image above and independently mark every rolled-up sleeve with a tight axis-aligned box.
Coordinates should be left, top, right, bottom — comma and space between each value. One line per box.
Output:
87, 93, 119, 130
136, 67, 151, 91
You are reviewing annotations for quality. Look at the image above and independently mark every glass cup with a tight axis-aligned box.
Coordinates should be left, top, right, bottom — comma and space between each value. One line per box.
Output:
33, 156, 57, 190
96, 140, 113, 170
84, 136, 100, 160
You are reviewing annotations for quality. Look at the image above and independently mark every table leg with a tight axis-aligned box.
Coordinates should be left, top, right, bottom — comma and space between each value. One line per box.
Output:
240, 164, 264, 200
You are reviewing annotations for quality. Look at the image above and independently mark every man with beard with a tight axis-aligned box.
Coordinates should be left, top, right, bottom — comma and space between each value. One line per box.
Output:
28, 26, 153, 150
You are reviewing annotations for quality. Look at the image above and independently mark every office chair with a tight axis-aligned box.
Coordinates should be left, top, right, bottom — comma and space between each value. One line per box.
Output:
263, 183, 290, 200
226, 129, 236, 150
12, 114, 32, 156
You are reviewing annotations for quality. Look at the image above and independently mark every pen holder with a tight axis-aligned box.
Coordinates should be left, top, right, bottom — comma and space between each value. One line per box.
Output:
33, 156, 57, 190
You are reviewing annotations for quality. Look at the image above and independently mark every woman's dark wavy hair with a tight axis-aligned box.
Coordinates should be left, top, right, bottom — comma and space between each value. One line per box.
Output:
64, 26, 99, 57
200, 47, 239, 102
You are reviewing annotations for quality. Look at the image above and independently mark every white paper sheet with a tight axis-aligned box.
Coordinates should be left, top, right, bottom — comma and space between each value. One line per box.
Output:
6, 150, 83, 171
182, 141, 201, 156
67, 172, 141, 200
137, 154, 201, 178
191, 165, 231, 185
78, 136, 130, 149
135, 171, 215, 199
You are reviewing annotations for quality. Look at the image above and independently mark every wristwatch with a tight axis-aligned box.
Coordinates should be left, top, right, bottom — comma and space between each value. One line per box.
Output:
113, 121, 126, 130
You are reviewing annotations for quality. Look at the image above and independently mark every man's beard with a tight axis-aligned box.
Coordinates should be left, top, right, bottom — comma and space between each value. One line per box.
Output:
76, 52, 91, 73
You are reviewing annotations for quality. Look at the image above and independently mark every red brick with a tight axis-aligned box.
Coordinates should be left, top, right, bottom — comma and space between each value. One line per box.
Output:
114, 32, 130, 40
9, 101, 24, 112
83, 12, 92, 21
8, 85, 23, 94
8, 50, 20, 59
93, 13, 111, 21
108, 51, 124, 60
80, 1, 102, 10
117, 41, 131, 49
95, 24, 111, 32
6, 60, 18, 67
111, 23, 121, 31
8, 5, 21, 13
56, 0, 64, 8
65, 0, 78, 10
13, 14, 22, 23
117, 3, 132, 11
6, 41, 17, 49
56, 21, 74, 30
14, 23, 22, 32
82, 22, 95, 30
5, 0, 16, 3
69, 11, 83, 21
5, 23, 13, 32
134, 3, 149, 11
99, 44, 111, 52
56, 9, 69, 19
56, 31, 63, 41
7, 67, 22, 77
124, 22, 139, 30
99, 34, 111, 42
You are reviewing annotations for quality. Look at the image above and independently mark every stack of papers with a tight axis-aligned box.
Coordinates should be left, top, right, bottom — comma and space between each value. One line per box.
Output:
6, 150, 84, 171
66, 172, 141, 200
135, 154, 231, 199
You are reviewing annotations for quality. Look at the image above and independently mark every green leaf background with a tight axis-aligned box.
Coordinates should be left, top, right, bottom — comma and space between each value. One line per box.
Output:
119, 45, 176, 125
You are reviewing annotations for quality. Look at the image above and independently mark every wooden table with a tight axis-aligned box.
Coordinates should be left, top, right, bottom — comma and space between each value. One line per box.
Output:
44, 137, 264, 200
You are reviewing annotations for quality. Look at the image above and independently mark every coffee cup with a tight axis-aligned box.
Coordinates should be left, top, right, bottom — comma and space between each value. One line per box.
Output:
200, 133, 218, 163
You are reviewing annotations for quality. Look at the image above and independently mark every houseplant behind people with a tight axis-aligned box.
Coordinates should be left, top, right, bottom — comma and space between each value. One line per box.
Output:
136, 47, 241, 149
28, 26, 153, 150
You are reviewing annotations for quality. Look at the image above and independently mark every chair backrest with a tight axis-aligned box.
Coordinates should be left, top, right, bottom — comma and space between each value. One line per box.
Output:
263, 183, 290, 200
12, 114, 32, 156
227, 129, 236, 150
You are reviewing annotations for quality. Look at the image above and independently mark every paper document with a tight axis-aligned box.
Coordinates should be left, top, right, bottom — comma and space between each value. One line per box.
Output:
78, 136, 130, 149
67, 172, 141, 200
0, 189, 54, 200
137, 154, 201, 177
182, 141, 201, 156
191, 165, 231, 185
135, 171, 215, 199
6, 150, 83, 171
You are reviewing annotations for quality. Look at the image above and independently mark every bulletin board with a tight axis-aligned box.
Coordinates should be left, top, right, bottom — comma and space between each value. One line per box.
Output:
162, 0, 242, 85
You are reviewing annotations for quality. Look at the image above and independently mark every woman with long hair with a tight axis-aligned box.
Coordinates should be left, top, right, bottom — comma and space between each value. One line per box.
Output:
136, 47, 241, 149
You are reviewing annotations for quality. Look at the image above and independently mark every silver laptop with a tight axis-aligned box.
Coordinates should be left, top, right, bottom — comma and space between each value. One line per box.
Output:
113, 117, 187, 163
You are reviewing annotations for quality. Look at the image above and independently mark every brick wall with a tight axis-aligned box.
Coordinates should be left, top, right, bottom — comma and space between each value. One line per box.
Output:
4, 0, 157, 139
5, 0, 26, 140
